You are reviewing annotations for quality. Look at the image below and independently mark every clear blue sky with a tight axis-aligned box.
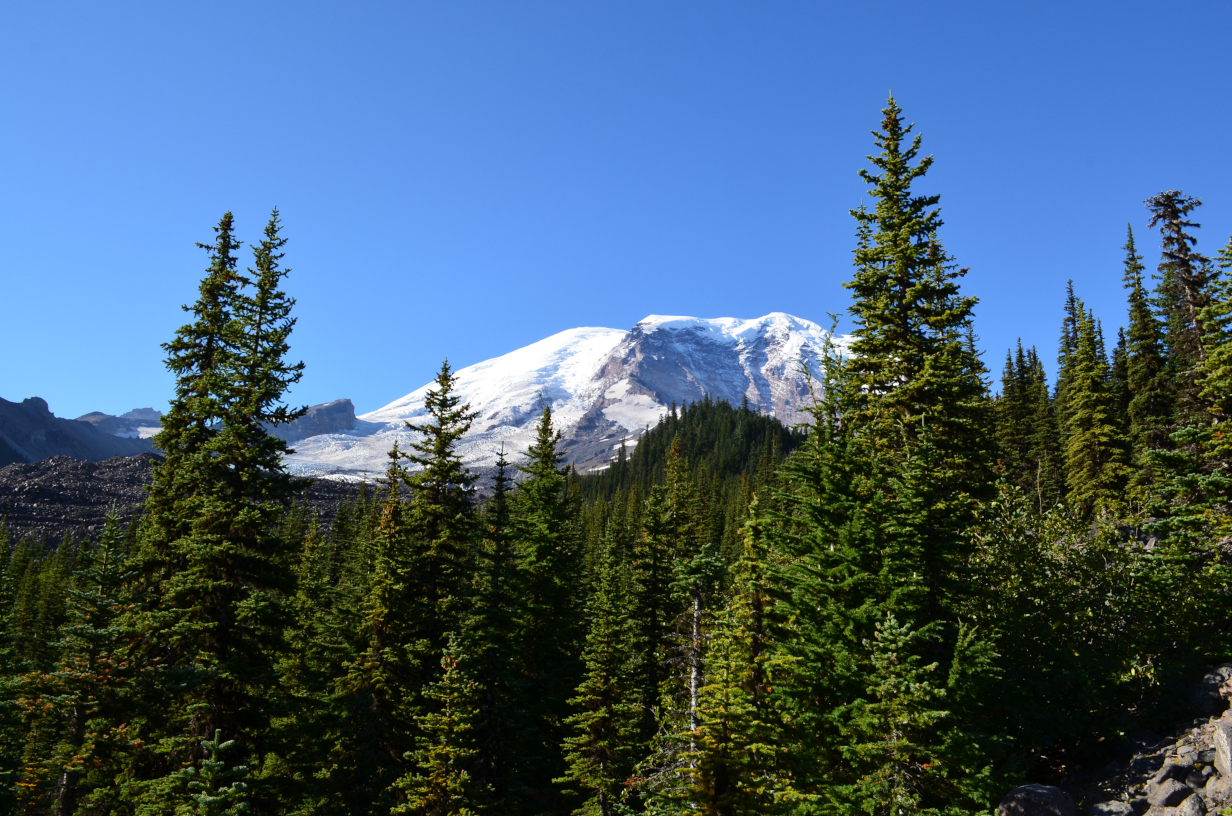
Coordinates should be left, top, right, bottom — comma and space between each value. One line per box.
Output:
3, 2, 1230, 418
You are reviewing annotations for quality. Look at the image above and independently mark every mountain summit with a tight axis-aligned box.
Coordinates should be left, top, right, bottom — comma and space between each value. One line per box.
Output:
285, 312, 843, 479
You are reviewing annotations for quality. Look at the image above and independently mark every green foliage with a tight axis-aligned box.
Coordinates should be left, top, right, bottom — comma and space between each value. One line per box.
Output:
995, 342, 1064, 510
839, 615, 948, 816
11, 515, 147, 816
120, 210, 306, 812
558, 542, 638, 816
394, 638, 486, 816
578, 396, 803, 505
400, 360, 479, 665
1122, 225, 1173, 483
685, 503, 784, 816
175, 731, 250, 816
1060, 301, 1129, 515
461, 448, 526, 807
1147, 191, 1213, 420
509, 405, 584, 814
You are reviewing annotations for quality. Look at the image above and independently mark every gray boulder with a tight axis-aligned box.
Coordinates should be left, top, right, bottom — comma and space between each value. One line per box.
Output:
1176, 793, 1206, 816
1088, 802, 1135, 816
999, 784, 1078, 816
1153, 760, 1193, 785
1203, 772, 1232, 804
1191, 665, 1232, 717
1215, 723, 1232, 779
1146, 779, 1192, 808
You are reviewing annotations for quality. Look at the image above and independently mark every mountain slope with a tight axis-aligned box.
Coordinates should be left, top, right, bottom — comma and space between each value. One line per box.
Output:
284, 313, 842, 479
0, 397, 155, 465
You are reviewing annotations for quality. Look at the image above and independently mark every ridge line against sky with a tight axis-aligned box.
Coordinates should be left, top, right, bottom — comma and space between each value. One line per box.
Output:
2, 2, 1230, 418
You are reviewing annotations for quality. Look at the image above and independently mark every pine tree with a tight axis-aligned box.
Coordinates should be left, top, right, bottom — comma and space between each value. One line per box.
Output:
1201, 233, 1232, 495
845, 98, 992, 462
558, 542, 638, 816
1110, 328, 1131, 421
764, 332, 890, 808
223, 206, 307, 508
13, 515, 145, 816
174, 730, 250, 816
765, 102, 1001, 812
843, 95, 994, 616
1054, 280, 1082, 441
394, 637, 486, 816
1023, 346, 1065, 511
996, 341, 1034, 491
1151, 234, 1232, 545
333, 454, 421, 813
629, 485, 678, 756
400, 360, 478, 679
1061, 304, 1130, 515
128, 211, 305, 808
1146, 191, 1213, 421
463, 447, 525, 806
688, 503, 783, 816
840, 615, 948, 816
1121, 224, 1173, 483
510, 405, 583, 814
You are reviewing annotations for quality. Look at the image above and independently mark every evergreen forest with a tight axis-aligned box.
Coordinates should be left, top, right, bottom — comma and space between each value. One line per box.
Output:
2, 97, 1231, 816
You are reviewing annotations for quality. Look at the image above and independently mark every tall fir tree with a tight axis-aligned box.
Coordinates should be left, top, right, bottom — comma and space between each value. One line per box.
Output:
1146, 191, 1213, 422
463, 447, 526, 807
394, 636, 487, 816
839, 615, 949, 816
843, 95, 994, 617
1054, 279, 1082, 440
629, 483, 680, 754
510, 405, 584, 814
127, 211, 305, 811
400, 360, 478, 682
558, 541, 638, 816
687, 502, 783, 816
1060, 304, 1130, 515
1121, 224, 1173, 485
1189, 234, 1232, 538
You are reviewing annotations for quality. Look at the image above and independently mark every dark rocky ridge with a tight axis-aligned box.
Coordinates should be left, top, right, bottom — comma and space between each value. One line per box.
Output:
275, 398, 357, 443
0, 396, 155, 466
0, 453, 362, 545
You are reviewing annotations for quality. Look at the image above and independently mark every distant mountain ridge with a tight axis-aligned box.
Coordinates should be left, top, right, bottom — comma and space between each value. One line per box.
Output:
0, 397, 156, 466
3, 398, 360, 467
76, 407, 163, 439
285, 312, 845, 480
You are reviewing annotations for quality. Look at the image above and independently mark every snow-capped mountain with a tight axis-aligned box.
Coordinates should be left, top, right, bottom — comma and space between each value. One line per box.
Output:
284, 313, 844, 480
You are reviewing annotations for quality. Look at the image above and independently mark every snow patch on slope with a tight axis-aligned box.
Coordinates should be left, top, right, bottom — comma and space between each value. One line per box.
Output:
286, 327, 628, 480
284, 313, 845, 480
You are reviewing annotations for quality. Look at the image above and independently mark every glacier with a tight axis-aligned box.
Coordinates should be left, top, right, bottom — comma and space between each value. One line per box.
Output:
284, 313, 845, 480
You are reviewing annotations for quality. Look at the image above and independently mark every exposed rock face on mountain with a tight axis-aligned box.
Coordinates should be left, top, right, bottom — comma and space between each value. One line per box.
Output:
271, 398, 357, 444
0, 453, 357, 545
285, 313, 844, 480
0, 397, 154, 466
75, 407, 163, 438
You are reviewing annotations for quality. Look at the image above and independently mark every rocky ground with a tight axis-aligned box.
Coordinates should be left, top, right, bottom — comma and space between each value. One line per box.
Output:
1001, 666, 1232, 815
0, 453, 361, 545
